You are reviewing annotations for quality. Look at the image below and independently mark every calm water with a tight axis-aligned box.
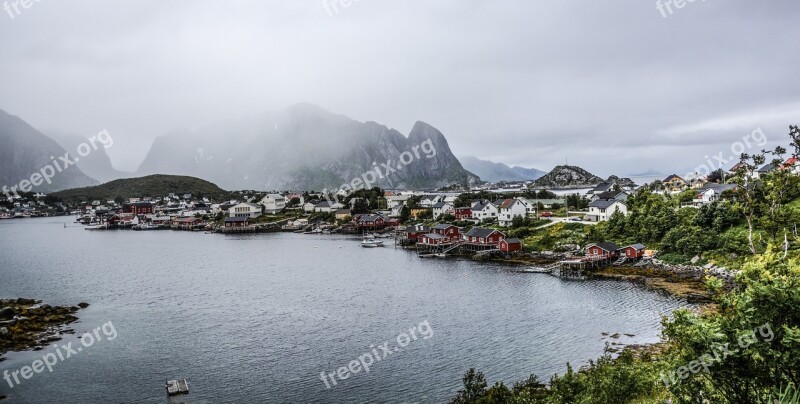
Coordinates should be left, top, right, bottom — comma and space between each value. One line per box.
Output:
0, 218, 688, 403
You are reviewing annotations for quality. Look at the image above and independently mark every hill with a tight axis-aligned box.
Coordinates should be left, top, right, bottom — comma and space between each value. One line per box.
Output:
52, 175, 231, 202
0, 109, 98, 192
533, 165, 604, 188
459, 156, 545, 183
135, 103, 480, 191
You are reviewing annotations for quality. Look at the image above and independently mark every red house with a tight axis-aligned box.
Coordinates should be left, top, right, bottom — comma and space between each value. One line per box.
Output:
404, 225, 430, 241
587, 242, 620, 257
123, 202, 154, 215
357, 214, 386, 229
432, 224, 460, 239
623, 243, 646, 259
463, 228, 505, 245
499, 238, 523, 253
454, 207, 472, 220
418, 233, 448, 246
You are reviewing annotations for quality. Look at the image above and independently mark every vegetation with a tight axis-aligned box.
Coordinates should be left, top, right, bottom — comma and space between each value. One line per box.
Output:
450, 125, 800, 403
51, 174, 232, 202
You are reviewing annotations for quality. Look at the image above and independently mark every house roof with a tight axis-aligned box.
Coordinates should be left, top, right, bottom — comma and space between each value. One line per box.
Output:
335, 209, 351, 215
358, 214, 384, 222
589, 199, 621, 209
663, 174, 684, 182
432, 202, 451, 208
590, 182, 614, 193
626, 243, 646, 250
590, 242, 620, 252
499, 199, 517, 209
596, 190, 625, 200
503, 238, 522, 244
758, 163, 776, 173
421, 233, 446, 239
465, 227, 504, 238
432, 223, 456, 230
405, 225, 430, 233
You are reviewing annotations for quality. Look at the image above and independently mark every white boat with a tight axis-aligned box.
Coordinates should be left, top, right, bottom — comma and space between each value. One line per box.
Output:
84, 224, 109, 230
361, 236, 385, 248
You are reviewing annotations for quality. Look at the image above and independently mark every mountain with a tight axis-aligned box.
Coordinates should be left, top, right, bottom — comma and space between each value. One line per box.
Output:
0, 109, 98, 193
136, 104, 480, 191
533, 165, 604, 188
52, 174, 231, 202
631, 169, 662, 177
49, 133, 132, 183
459, 156, 545, 183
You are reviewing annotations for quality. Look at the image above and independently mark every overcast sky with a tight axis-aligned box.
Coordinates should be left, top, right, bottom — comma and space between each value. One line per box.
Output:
0, 0, 798, 178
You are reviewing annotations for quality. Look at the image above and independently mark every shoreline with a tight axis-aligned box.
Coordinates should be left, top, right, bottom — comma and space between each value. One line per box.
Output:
0, 299, 88, 360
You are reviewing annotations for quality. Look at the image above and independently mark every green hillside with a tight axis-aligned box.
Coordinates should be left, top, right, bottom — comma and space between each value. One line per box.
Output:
52, 174, 231, 202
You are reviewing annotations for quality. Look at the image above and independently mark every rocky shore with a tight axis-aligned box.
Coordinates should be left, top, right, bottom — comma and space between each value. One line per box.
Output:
0, 298, 88, 360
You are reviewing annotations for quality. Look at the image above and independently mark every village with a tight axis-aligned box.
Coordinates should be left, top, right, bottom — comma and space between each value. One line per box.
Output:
5, 156, 798, 275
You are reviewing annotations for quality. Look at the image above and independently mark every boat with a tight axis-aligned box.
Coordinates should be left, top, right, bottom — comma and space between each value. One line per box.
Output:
361, 236, 385, 248
133, 224, 159, 231
165, 379, 189, 396
84, 224, 109, 230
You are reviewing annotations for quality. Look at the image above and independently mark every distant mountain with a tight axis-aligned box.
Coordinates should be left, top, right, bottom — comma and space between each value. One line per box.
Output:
631, 169, 662, 177
136, 104, 480, 191
459, 156, 545, 183
0, 109, 98, 193
49, 133, 132, 183
52, 174, 231, 202
533, 165, 604, 188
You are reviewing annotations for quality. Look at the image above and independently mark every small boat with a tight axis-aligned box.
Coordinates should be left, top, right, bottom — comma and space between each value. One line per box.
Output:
165, 379, 189, 396
84, 224, 109, 230
361, 236, 385, 248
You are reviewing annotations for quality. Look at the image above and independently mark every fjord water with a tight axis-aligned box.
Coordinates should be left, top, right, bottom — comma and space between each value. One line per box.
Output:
0, 218, 687, 403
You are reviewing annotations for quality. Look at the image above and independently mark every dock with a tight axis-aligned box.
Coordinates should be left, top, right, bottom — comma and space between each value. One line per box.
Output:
166, 379, 189, 396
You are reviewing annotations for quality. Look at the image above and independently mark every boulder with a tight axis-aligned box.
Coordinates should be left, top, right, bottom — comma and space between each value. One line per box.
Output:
0, 307, 14, 320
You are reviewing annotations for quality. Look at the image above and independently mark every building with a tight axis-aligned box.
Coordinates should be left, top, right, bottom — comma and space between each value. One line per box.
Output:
403, 225, 431, 241
410, 208, 431, 219
356, 214, 386, 229
753, 163, 776, 179
586, 199, 627, 222
781, 156, 800, 174
313, 201, 345, 213
335, 209, 352, 221
224, 217, 250, 228
622, 243, 646, 259
230, 202, 262, 218
259, 194, 286, 214
662, 174, 688, 193
590, 190, 628, 203
499, 238, 523, 253
463, 228, 505, 246
418, 195, 443, 208
586, 242, 620, 257
431, 224, 460, 241
432, 202, 455, 220
471, 201, 499, 221
454, 207, 472, 220
497, 198, 528, 227
123, 202, 154, 215
691, 184, 738, 206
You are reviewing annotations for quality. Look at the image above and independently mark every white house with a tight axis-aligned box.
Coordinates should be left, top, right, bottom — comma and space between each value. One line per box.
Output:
314, 201, 345, 213
692, 184, 738, 206
418, 195, 443, 208
386, 195, 411, 209
303, 202, 317, 213
471, 201, 499, 221
230, 202, 262, 218
260, 194, 286, 214
586, 200, 627, 222
497, 199, 528, 227
432, 202, 455, 219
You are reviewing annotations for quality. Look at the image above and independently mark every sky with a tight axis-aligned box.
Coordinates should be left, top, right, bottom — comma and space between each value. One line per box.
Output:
0, 0, 798, 178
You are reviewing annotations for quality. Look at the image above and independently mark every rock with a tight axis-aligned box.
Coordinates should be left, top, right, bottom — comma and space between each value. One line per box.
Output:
15, 298, 36, 305
0, 307, 14, 320
691, 255, 700, 264
0, 327, 8, 336
77, 302, 90, 309
610, 333, 620, 339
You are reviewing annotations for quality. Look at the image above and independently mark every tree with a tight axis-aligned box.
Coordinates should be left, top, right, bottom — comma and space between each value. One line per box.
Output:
451, 369, 488, 403
351, 199, 369, 214
399, 206, 411, 223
